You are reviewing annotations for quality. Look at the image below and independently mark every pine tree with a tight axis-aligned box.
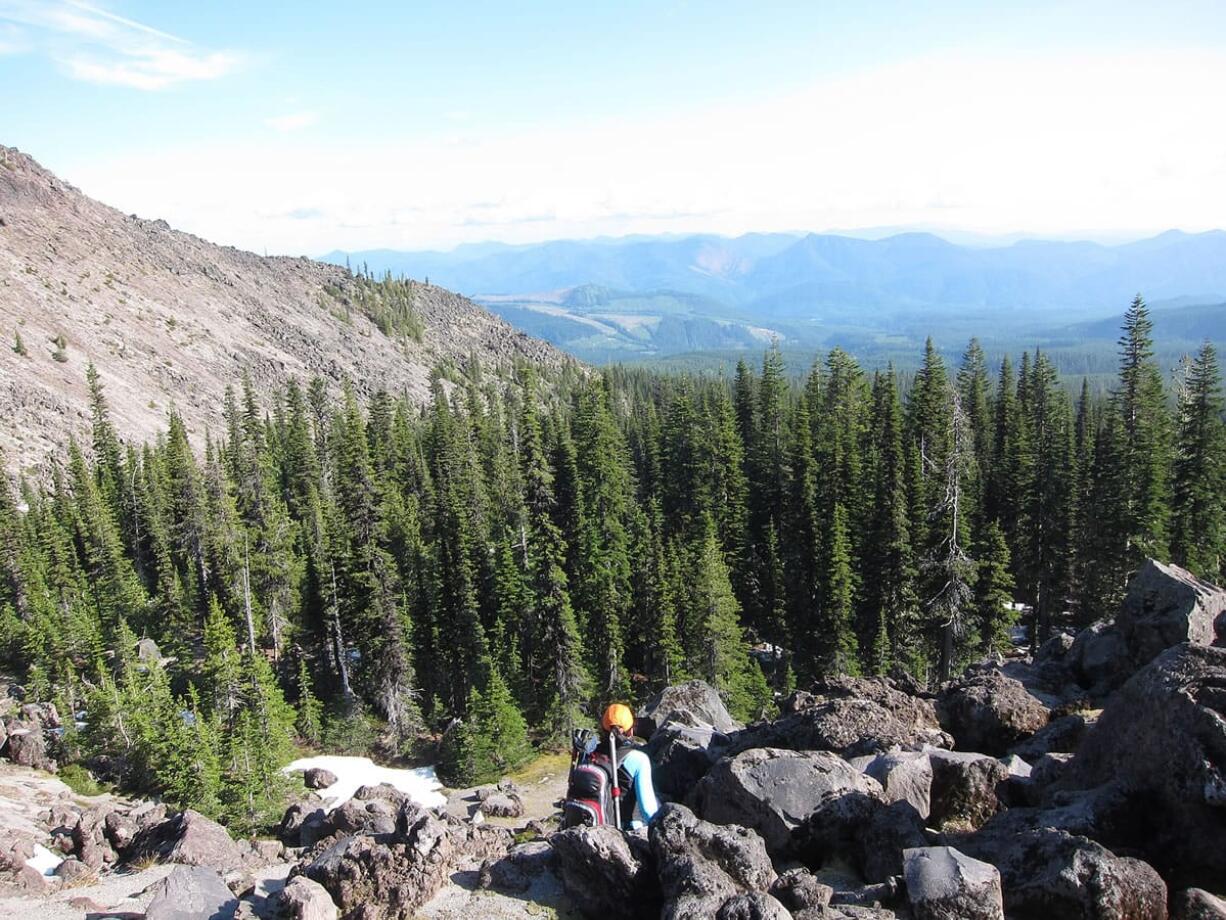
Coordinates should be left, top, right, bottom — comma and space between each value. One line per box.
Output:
295, 655, 323, 745
518, 374, 591, 738
687, 517, 770, 722
974, 521, 1017, 655
862, 368, 917, 674
1115, 295, 1172, 563
1170, 342, 1224, 580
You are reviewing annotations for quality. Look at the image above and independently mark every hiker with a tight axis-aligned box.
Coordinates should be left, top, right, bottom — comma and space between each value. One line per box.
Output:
600, 702, 660, 829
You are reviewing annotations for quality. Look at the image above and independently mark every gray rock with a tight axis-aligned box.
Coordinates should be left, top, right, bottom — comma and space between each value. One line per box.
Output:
714, 891, 793, 919
937, 670, 1050, 756
136, 637, 162, 662
861, 750, 933, 818
928, 750, 1008, 830
645, 720, 734, 800
643, 680, 743, 733
482, 792, 524, 818
276, 875, 338, 920
480, 840, 554, 892
1117, 558, 1226, 666
550, 824, 659, 919
770, 867, 834, 912
1066, 643, 1226, 888
129, 809, 242, 872
53, 856, 94, 883
1030, 752, 1074, 790
144, 865, 239, 920
1172, 888, 1226, 920
278, 802, 327, 847
732, 698, 951, 759
795, 675, 944, 733
650, 803, 779, 920
903, 846, 1003, 920
302, 803, 509, 920
694, 748, 881, 854
1009, 713, 1089, 760
3, 720, 55, 771
959, 826, 1167, 920
1000, 754, 1031, 778
795, 791, 927, 884
303, 767, 337, 790
1067, 621, 1132, 695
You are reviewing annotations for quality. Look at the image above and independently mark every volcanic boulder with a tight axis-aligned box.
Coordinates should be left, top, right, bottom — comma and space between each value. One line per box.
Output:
693, 748, 881, 854
903, 846, 1004, 920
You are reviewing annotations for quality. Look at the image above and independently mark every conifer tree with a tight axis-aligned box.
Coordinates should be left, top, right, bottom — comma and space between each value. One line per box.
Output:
1170, 342, 1224, 580
688, 517, 771, 722
1115, 295, 1172, 563
974, 521, 1017, 655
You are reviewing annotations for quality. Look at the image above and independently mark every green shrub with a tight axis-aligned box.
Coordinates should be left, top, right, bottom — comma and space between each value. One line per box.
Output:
59, 764, 106, 797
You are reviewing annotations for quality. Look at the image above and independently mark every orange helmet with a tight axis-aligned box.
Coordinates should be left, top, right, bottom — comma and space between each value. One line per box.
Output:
601, 703, 634, 734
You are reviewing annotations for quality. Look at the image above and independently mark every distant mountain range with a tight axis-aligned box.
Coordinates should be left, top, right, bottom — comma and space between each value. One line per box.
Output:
323, 230, 1226, 365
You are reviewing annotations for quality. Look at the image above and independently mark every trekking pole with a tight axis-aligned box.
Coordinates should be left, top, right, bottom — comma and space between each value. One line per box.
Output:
608, 730, 622, 829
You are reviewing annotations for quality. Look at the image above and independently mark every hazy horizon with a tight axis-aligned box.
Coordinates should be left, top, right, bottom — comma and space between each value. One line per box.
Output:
3, 1, 1226, 256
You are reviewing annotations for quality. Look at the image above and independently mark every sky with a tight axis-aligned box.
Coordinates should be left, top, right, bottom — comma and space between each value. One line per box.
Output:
2, 0, 1226, 256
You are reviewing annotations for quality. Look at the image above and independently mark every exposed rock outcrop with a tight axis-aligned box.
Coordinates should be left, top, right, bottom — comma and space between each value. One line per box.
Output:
1063, 643, 1226, 888
693, 748, 880, 854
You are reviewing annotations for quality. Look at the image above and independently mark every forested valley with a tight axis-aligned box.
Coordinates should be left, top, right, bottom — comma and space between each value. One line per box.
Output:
0, 294, 1221, 833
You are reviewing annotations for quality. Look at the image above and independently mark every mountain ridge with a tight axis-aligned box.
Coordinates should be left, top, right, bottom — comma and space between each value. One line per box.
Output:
0, 146, 572, 476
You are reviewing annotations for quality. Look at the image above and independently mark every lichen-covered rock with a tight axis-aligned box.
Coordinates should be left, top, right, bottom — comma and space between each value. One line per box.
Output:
1066, 643, 1226, 888
959, 827, 1167, 920
928, 750, 1008, 830
903, 846, 1003, 920
643, 680, 743, 733
937, 670, 1050, 756
732, 698, 951, 759
481, 792, 524, 818
550, 824, 659, 919
649, 803, 779, 920
1172, 888, 1226, 920
694, 748, 881, 854
860, 750, 934, 819
301, 804, 501, 920
800, 675, 944, 733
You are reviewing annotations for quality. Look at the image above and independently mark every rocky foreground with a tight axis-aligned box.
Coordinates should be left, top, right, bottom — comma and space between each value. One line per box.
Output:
2, 557, 1226, 919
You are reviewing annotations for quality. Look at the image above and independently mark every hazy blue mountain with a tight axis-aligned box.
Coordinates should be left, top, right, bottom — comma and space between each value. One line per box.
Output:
323, 229, 1226, 363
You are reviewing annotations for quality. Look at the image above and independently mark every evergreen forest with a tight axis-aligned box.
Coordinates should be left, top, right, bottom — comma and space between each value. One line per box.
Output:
0, 295, 1222, 832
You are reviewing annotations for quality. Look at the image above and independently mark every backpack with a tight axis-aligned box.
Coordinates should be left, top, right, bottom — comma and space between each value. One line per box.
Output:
561, 728, 629, 829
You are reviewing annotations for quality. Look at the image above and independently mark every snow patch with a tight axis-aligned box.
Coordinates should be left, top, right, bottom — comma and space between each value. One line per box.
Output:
283, 755, 446, 812
27, 843, 62, 877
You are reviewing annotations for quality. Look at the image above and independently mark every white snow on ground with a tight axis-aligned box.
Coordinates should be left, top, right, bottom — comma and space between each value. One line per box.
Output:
283, 755, 446, 811
27, 843, 63, 876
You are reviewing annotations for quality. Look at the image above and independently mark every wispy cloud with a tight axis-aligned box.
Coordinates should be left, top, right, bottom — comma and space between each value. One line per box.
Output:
0, 0, 241, 89
265, 111, 319, 132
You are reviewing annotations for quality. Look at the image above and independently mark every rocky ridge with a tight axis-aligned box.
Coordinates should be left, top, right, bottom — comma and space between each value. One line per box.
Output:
0, 145, 575, 476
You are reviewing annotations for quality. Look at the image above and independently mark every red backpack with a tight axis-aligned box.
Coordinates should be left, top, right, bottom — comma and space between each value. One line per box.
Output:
561, 729, 628, 828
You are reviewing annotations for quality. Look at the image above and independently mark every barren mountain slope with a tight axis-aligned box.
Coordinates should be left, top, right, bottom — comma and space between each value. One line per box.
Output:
0, 145, 572, 476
